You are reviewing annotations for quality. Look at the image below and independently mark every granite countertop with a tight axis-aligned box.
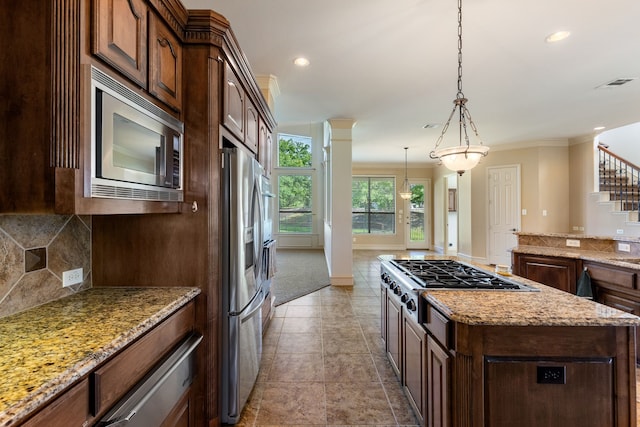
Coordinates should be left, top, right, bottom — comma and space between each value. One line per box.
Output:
424, 278, 640, 327
0, 286, 200, 426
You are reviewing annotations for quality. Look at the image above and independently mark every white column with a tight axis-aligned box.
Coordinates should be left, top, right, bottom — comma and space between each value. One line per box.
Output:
326, 119, 356, 286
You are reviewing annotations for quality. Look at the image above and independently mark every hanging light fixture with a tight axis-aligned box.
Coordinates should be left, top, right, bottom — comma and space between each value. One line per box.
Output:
430, 0, 489, 176
400, 147, 412, 200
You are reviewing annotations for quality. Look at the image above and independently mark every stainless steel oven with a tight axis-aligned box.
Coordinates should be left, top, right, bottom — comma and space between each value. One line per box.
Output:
90, 67, 184, 202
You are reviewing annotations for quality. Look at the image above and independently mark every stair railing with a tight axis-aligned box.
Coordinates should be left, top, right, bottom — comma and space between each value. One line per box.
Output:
598, 145, 640, 221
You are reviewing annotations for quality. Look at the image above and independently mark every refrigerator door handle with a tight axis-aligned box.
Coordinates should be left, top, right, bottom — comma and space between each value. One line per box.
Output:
251, 173, 265, 286
242, 288, 265, 323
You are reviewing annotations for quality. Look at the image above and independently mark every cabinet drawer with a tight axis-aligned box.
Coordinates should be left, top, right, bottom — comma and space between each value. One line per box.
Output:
91, 301, 194, 416
424, 304, 453, 350
22, 379, 90, 427
585, 262, 636, 290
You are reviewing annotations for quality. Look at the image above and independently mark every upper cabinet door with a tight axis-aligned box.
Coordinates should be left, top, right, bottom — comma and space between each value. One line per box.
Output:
245, 102, 259, 153
258, 118, 273, 177
93, 0, 148, 87
149, 13, 183, 112
223, 61, 245, 141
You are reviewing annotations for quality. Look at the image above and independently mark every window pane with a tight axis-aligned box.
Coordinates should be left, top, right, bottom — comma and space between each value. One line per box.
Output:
352, 178, 369, 211
369, 178, 395, 212
278, 134, 312, 167
352, 213, 368, 234
351, 176, 395, 234
278, 174, 312, 233
370, 213, 395, 234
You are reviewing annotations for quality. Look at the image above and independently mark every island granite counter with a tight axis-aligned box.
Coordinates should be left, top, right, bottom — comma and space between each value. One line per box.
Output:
420, 277, 639, 427
0, 286, 200, 426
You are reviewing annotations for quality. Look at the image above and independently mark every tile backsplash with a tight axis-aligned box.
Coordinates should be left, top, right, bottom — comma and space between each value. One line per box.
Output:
0, 215, 91, 318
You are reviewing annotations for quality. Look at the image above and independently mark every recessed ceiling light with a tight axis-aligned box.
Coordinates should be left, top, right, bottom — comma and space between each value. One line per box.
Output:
545, 31, 571, 43
293, 57, 310, 67
594, 126, 606, 131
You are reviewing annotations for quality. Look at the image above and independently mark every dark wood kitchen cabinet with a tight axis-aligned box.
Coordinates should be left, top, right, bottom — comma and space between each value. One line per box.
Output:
420, 299, 635, 427
259, 118, 274, 177
223, 61, 246, 142
18, 300, 196, 427
92, 9, 276, 426
403, 313, 427, 425
386, 292, 403, 377
92, 0, 149, 87
1, 0, 187, 214
245, 100, 260, 153
583, 260, 640, 360
512, 253, 578, 293
426, 335, 450, 427
20, 379, 90, 427
149, 12, 184, 112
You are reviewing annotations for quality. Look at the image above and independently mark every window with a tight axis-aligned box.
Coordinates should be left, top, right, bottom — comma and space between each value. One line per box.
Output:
352, 177, 395, 234
277, 133, 313, 233
278, 133, 312, 167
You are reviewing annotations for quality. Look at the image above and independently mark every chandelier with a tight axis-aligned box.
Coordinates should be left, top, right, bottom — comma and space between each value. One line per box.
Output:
430, 0, 489, 176
400, 147, 412, 200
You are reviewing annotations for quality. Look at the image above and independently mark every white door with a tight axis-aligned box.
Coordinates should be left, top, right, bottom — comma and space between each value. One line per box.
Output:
487, 166, 520, 266
405, 180, 431, 249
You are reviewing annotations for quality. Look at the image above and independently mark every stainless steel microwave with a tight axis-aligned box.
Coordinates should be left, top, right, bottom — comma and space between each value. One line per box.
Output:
90, 67, 184, 202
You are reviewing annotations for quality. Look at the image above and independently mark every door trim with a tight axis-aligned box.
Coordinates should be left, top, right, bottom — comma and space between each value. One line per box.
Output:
486, 165, 521, 266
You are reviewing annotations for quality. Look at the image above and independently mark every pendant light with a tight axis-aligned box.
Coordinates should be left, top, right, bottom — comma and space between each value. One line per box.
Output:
430, 0, 489, 176
400, 147, 412, 200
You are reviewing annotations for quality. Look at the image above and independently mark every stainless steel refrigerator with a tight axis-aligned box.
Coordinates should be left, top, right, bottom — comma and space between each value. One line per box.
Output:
221, 146, 266, 424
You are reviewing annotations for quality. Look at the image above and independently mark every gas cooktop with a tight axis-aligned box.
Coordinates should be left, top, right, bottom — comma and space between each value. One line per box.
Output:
389, 259, 538, 291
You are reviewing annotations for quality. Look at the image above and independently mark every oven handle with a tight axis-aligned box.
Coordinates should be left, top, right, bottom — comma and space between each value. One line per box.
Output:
99, 334, 203, 426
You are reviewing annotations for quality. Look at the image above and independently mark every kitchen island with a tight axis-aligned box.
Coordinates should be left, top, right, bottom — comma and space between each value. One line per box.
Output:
421, 274, 639, 427
0, 287, 200, 426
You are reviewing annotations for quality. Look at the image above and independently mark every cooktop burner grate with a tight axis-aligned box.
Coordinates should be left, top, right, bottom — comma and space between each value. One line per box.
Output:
390, 259, 526, 290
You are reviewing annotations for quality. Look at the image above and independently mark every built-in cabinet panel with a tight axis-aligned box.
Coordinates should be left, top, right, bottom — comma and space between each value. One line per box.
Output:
512, 254, 577, 293
583, 260, 640, 361
149, 13, 183, 111
484, 357, 614, 427
93, 0, 149, 87
223, 61, 246, 141
245, 101, 259, 153
386, 294, 402, 377
426, 335, 450, 427
403, 314, 427, 424
20, 379, 91, 427
259, 118, 273, 177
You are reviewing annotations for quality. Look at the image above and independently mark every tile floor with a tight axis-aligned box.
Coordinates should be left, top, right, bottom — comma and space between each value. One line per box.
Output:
237, 249, 640, 426
237, 249, 421, 426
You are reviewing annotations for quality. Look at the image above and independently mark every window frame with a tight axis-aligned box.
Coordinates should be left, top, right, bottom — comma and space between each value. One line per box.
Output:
352, 175, 397, 235
275, 132, 315, 235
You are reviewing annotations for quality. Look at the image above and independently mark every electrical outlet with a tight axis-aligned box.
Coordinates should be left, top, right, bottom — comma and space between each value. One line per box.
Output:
537, 366, 566, 384
62, 268, 83, 287
618, 243, 631, 252
617, 229, 624, 235
565, 239, 581, 248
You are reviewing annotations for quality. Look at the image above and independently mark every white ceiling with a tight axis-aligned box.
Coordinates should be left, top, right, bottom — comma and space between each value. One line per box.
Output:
182, 0, 640, 165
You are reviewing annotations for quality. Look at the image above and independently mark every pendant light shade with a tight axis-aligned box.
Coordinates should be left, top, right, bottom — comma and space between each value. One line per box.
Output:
430, 0, 489, 176
400, 147, 412, 200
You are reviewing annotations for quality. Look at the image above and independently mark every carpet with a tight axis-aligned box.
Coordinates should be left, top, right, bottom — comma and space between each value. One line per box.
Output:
271, 249, 331, 306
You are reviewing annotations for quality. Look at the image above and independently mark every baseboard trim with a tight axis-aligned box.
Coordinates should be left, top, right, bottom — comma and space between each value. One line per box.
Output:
330, 276, 354, 286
